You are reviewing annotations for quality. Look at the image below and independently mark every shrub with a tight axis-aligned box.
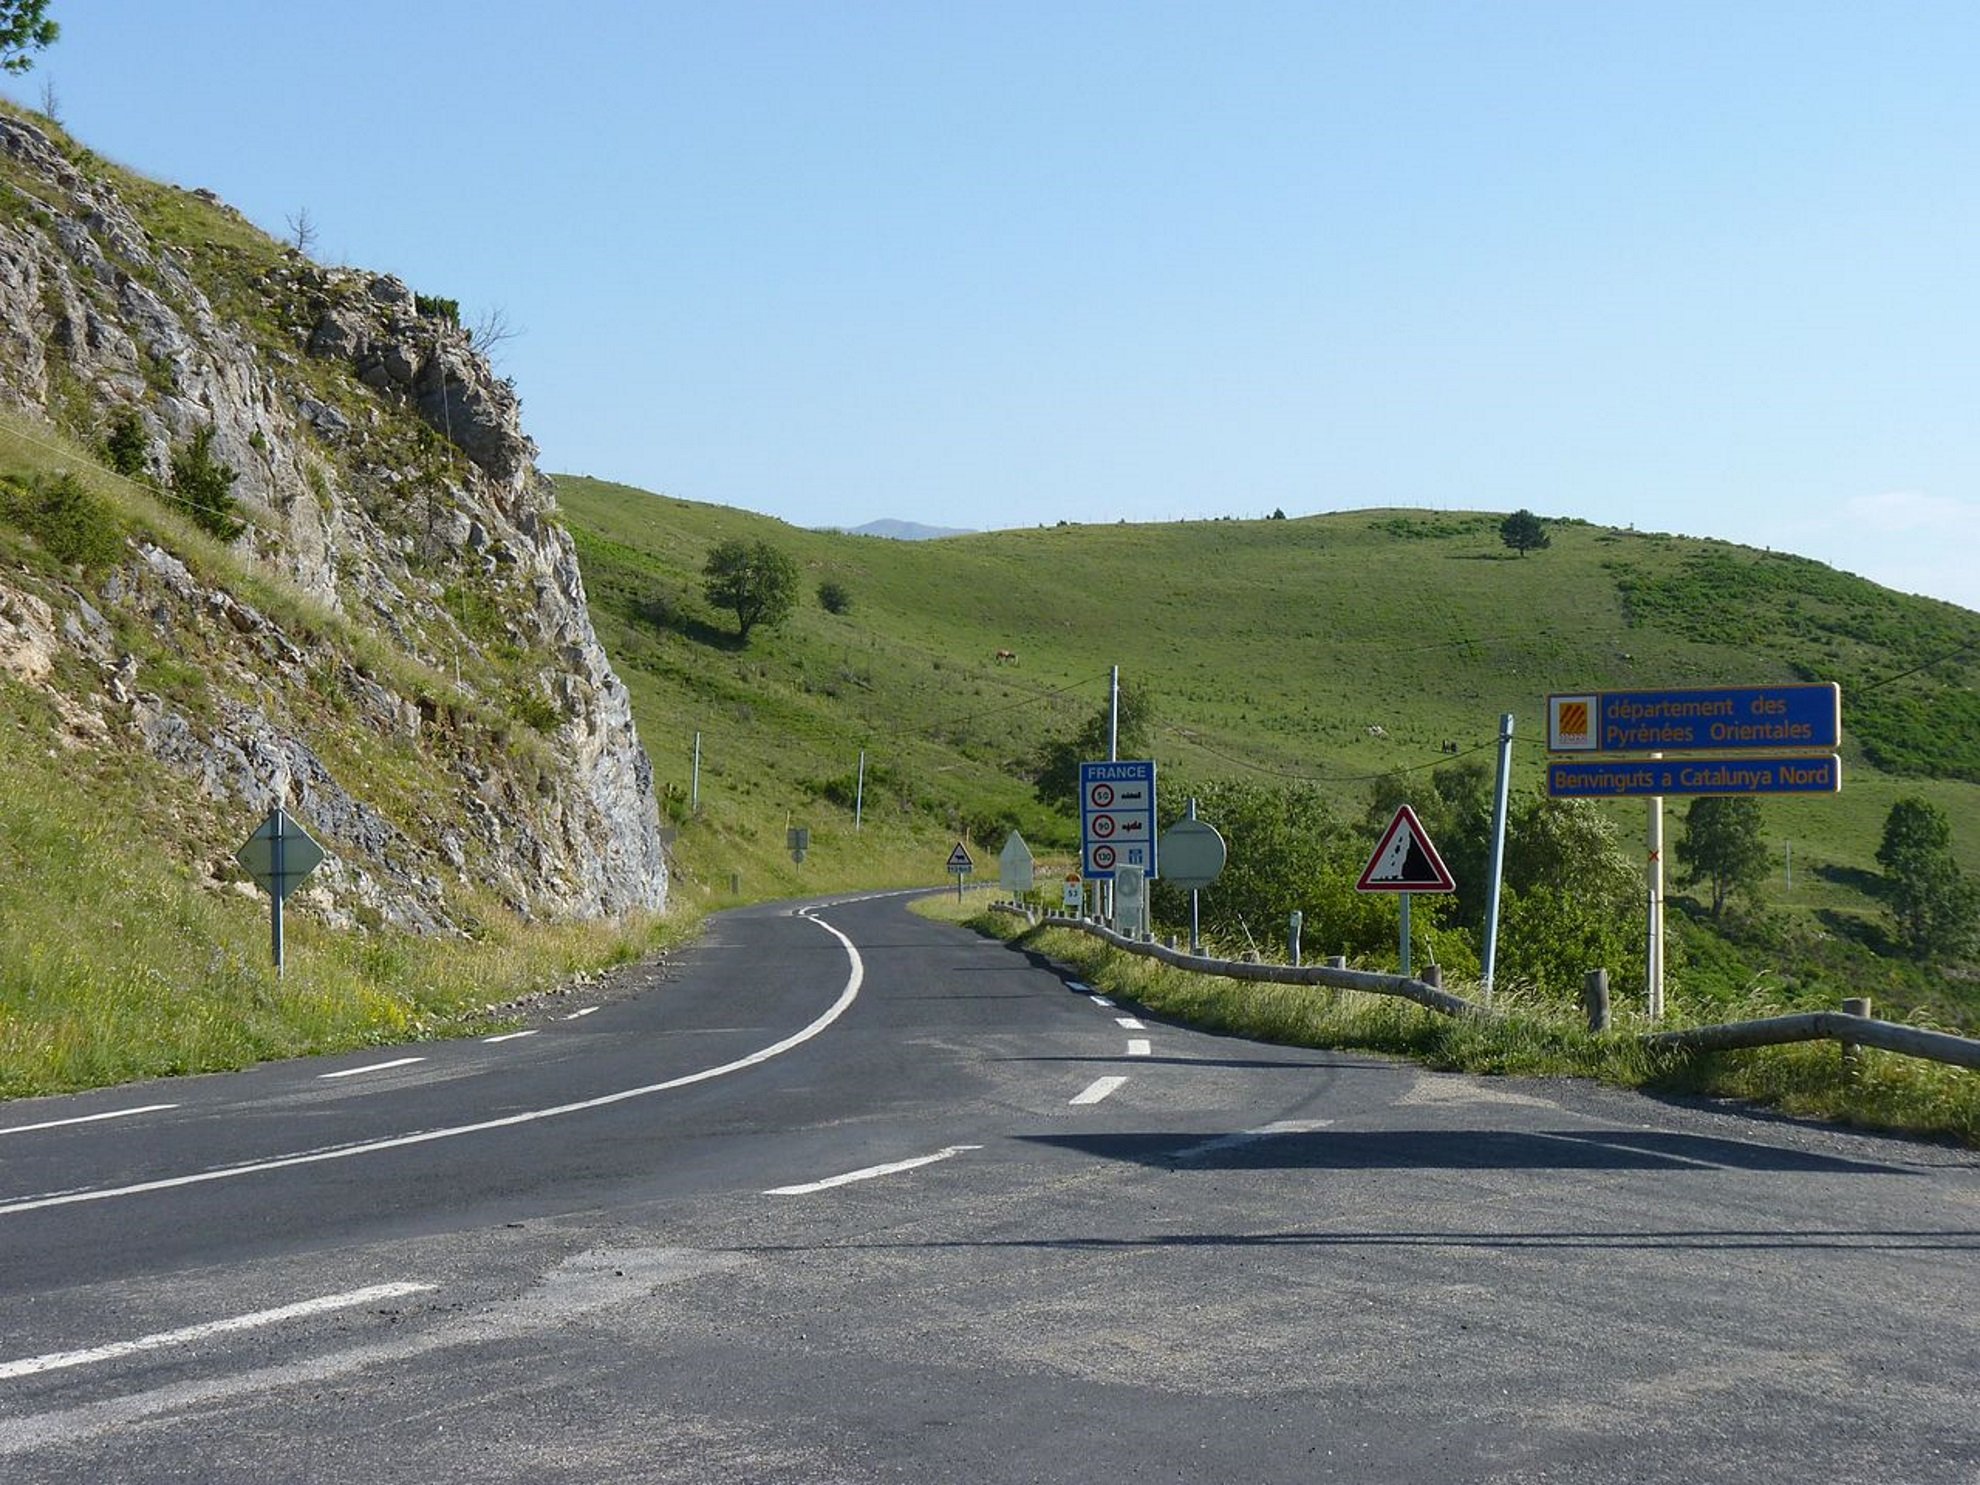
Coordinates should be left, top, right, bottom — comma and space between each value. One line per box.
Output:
817, 578, 852, 615
169, 426, 246, 542
102, 408, 150, 480
0, 471, 125, 568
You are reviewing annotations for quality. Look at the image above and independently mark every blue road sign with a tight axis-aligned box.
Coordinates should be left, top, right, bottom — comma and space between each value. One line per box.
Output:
1547, 755, 1842, 799
1079, 760, 1157, 880
1547, 683, 1840, 754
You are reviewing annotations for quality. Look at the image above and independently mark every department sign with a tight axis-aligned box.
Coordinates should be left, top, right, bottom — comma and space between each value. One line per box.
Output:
1548, 755, 1842, 799
1547, 683, 1840, 755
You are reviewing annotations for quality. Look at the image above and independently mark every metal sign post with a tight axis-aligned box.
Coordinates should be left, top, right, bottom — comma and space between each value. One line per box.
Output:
1545, 681, 1845, 1019
946, 841, 974, 901
1159, 798, 1227, 954
1356, 804, 1456, 979
234, 805, 326, 977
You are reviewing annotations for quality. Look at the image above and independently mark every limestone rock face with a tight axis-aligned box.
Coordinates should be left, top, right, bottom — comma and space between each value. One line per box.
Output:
0, 111, 665, 927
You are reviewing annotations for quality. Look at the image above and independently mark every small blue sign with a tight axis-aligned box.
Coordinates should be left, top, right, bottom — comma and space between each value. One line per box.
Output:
1079, 760, 1157, 880
1548, 683, 1839, 754
1548, 755, 1842, 799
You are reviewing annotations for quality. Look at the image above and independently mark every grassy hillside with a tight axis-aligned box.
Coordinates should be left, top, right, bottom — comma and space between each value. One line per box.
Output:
558, 478, 1980, 1029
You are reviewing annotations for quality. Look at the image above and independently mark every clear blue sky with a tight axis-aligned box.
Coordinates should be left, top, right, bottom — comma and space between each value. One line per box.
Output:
19, 2, 1980, 608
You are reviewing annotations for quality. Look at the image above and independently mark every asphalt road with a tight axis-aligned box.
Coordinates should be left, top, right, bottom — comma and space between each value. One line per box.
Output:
1, 890, 1975, 1483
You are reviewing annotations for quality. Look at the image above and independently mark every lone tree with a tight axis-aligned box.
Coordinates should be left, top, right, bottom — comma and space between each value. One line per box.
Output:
702, 537, 799, 641
1499, 508, 1550, 556
1031, 678, 1157, 813
1876, 796, 1980, 959
169, 425, 245, 542
0, 1, 56, 73
1676, 795, 1770, 918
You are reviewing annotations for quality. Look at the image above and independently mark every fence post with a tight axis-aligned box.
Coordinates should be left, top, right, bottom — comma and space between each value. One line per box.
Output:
1421, 965, 1442, 989
1583, 969, 1611, 1033
1841, 995, 1871, 1078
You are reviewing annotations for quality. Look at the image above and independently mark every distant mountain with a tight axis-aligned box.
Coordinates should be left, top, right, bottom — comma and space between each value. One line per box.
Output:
832, 519, 974, 541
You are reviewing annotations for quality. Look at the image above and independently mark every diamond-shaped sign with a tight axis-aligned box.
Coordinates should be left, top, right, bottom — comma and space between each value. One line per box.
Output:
235, 807, 326, 901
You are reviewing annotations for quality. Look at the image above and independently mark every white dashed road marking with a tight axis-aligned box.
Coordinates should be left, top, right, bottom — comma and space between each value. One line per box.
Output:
0, 1105, 178, 1137
765, 1144, 983, 1196
1127, 1039, 1151, 1057
317, 1058, 424, 1081
1071, 1076, 1128, 1106
1171, 1120, 1336, 1163
0, 1283, 436, 1381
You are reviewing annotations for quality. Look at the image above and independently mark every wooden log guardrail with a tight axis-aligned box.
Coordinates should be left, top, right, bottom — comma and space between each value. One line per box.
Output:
1004, 905, 1980, 1074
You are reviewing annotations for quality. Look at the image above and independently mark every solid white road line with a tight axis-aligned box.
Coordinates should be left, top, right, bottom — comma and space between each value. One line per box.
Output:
317, 1058, 425, 1081
764, 1144, 983, 1196
0, 1104, 178, 1137
0, 1283, 436, 1381
1115, 1016, 1145, 1030
1071, 1076, 1128, 1106
1127, 1039, 1151, 1057
0, 908, 865, 1219
1171, 1120, 1336, 1163
481, 1030, 540, 1044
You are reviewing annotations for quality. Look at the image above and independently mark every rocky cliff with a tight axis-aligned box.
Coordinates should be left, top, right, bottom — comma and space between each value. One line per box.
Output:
0, 108, 665, 930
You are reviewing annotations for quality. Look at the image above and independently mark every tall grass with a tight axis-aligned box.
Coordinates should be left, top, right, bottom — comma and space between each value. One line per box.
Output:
0, 694, 685, 1100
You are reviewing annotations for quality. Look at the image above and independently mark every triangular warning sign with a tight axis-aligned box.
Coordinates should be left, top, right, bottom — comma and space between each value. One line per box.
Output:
946, 842, 974, 873
1356, 805, 1456, 893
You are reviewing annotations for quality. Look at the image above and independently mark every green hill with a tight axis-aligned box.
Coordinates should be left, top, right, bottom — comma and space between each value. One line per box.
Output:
558, 477, 1980, 1029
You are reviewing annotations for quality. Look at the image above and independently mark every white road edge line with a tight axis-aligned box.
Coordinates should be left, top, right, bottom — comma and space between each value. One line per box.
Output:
317, 1058, 425, 1081
765, 1144, 983, 1196
481, 1030, 540, 1044
563, 1006, 599, 1020
0, 1104, 178, 1137
1127, 1039, 1151, 1057
0, 910, 865, 1218
0, 1282, 436, 1381
1071, 1076, 1128, 1106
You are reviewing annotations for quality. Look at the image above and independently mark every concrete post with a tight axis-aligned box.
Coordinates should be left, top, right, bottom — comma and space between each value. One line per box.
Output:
1584, 969, 1611, 1033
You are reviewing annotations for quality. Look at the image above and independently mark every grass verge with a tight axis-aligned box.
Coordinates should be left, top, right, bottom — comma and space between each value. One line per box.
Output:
929, 901, 1980, 1148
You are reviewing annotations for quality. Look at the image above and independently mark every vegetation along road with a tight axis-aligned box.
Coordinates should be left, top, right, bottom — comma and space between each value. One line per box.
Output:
2, 892, 1973, 1483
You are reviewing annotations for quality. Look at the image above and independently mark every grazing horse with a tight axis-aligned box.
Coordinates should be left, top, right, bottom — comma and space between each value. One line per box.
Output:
994, 649, 1017, 664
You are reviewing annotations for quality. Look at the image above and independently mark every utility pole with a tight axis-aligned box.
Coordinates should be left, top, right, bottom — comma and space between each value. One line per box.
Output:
691, 731, 701, 815
854, 749, 865, 831
1481, 713, 1514, 1004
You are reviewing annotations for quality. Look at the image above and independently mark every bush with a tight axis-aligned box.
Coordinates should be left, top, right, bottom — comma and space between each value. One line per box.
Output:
169, 426, 245, 542
102, 408, 150, 480
0, 471, 126, 568
817, 578, 852, 615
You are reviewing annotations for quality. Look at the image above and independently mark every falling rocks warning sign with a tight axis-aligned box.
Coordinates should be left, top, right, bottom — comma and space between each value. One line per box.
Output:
1356, 804, 1456, 893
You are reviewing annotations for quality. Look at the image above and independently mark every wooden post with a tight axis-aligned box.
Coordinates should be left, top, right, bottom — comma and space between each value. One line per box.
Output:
1584, 969, 1611, 1033
1421, 965, 1443, 989
1841, 995, 1871, 1078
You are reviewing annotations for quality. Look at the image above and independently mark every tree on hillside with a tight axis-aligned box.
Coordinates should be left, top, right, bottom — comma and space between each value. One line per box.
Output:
1876, 796, 1980, 959
1676, 795, 1770, 919
702, 537, 799, 641
1031, 678, 1157, 813
1499, 509, 1550, 556
169, 426, 245, 542
0, 1, 56, 72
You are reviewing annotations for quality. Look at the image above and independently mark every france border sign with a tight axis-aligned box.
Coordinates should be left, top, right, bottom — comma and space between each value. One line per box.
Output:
1547, 683, 1840, 755
1549, 755, 1842, 799
1079, 760, 1156, 881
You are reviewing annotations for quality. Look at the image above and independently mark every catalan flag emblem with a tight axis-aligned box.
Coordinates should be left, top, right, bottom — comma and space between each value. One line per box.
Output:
1549, 694, 1598, 751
